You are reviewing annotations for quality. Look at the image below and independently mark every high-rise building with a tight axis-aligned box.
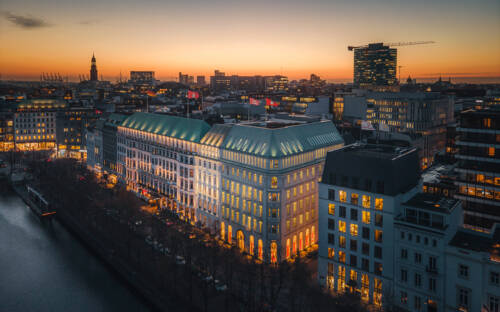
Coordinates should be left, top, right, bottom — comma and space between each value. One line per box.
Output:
90, 53, 98, 82
210, 70, 231, 92
353, 43, 397, 87
454, 106, 500, 231
197, 76, 206, 85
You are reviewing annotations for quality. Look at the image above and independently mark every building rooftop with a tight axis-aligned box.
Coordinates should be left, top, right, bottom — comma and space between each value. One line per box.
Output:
200, 120, 343, 158
449, 225, 500, 256
321, 143, 420, 196
403, 193, 459, 214
422, 163, 457, 184
120, 112, 211, 143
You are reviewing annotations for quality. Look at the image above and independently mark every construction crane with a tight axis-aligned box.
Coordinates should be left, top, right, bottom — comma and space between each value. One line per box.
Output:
348, 41, 435, 51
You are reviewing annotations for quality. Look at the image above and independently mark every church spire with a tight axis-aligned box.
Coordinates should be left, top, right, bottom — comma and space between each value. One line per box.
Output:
90, 53, 98, 81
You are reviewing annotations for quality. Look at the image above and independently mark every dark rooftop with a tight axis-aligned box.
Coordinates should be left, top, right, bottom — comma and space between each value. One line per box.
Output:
449, 226, 500, 256
321, 143, 420, 196
403, 193, 459, 213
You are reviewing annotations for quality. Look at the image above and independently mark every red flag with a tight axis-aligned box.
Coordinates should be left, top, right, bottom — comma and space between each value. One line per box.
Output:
249, 97, 261, 106
265, 98, 279, 107
187, 90, 199, 99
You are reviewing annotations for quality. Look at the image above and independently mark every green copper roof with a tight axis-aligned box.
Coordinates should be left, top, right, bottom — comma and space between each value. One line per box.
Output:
201, 121, 343, 158
120, 112, 211, 143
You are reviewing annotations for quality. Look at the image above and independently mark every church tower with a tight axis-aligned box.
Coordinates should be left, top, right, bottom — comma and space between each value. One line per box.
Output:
90, 53, 98, 81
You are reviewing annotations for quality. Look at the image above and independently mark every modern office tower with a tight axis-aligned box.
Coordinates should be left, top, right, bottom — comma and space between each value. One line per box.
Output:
454, 106, 500, 232
318, 144, 420, 306
196, 76, 206, 85
393, 193, 461, 312
265, 75, 289, 92
353, 43, 397, 87
211, 121, 343, 262
129, 71, 156, 85
210, 70, 231, 92
116, 113, 211, 219
343, 91, 455, 169
90, 53, 98, 82
179, 72, 189, 84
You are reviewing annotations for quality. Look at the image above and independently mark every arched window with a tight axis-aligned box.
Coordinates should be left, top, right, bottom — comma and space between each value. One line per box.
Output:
299, 232, 303, 251
221, 222, 225, 240
270, 241, 278, 264
237, 231, 245, 252
249, 235, 255, 256
286, 238, 290, 259
293, 235, 297, 255
228, 225, 232, 244
258, 239, 263, 260
311, 226, 315, 244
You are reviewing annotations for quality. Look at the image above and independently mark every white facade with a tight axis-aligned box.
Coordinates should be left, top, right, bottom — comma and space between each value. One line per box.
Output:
318, 181, 419, 306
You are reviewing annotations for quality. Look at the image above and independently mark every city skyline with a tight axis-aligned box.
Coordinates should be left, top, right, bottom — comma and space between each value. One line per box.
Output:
1, 0, 500, 82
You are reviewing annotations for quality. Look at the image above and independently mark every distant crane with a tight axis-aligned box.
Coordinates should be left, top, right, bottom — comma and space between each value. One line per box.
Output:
348, 41, 435, 51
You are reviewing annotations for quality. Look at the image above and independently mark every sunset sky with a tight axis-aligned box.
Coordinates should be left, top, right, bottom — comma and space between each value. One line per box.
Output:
1, 0, 499, 82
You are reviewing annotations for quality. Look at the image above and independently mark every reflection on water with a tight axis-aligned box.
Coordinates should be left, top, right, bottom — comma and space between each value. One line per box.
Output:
0, 189, 151, 312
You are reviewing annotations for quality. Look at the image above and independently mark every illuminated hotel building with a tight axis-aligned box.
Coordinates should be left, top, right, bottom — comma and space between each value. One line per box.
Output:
318, 144, 420, 306
208, 121, 343, 262
454, 106, 500, 232
353, 43, 397, 87
113, 113, 344, 262
117, 113, 210, 219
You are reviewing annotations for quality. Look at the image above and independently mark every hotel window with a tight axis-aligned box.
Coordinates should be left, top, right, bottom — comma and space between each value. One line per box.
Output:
491, 271, 500, 285
350, 224, 358, 236
375, 213, 383, 227
458, 287, 469, 310
338, 251, 345, 263
328, 233, 335, 244
328, 218, 335, 230
350, 209, 358, 221
286, 190, 290, 199
490, 296, 499, 312
339, 206, 346, 218
339, 236, 346, 248
374, 262, 382, 276
350, 239, 357, 251
459, 264, 469, 279
339, 190, 347, 202
400, 291, 408, 304
375, 230, 383, 242
328, 247, 335, 259
271, 176, 278, 188
351, 193, 359, 205
375, 198, 383, 210
328, 203, 335, 215
362, 195, 371, 208
362, 211, 371, 224
415, 273, 421, 287
339, 220, 346, 233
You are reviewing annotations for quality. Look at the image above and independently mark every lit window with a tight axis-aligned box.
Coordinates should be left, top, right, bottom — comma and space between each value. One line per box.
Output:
375, 230, 383, 242
351, 193, 359, 205
339, 220, 346, 233
489, 147, 495, 157
328, 203, 335, 215
271, 176, 278, 188
350, 224, 358, 236
362, 195, 371, 208
339, 190, 347, 202
375, 198, 383, 210
362, 211, 371, 224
